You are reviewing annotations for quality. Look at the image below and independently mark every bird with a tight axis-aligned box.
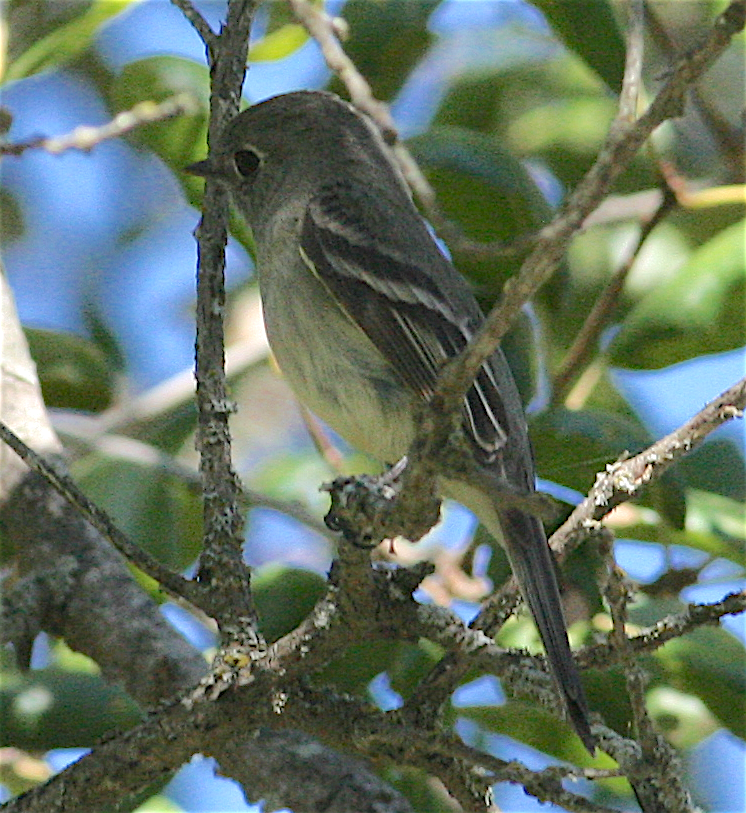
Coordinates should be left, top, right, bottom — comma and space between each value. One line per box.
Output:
187, 90, 595, 752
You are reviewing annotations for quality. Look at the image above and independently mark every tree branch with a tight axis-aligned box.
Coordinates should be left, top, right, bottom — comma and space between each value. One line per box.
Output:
551, 375, 746, 558
0, 421, 200, 604
551, 184, 677, 404
0, 95, 197, 156
433, 0, 745, 420
189, 0, 262, 643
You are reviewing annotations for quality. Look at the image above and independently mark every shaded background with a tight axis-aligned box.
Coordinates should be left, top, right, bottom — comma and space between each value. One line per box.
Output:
1, 1, 744, 811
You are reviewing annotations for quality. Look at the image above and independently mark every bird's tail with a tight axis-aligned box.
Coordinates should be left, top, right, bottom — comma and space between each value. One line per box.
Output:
499, 506, 596, 753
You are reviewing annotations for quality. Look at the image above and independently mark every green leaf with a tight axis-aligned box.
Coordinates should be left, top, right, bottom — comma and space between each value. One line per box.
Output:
686, 490, 746, 557
411, 126, 551, 241
618, 520, 745, 569
458, 698, 607, 763
532, 406, 649, 494
676, 439, 746, 502
646, 686, 719, 749
529, 0, 625, 91
317, 639, 407, 694
386, 639, 442, 699
253, 565, 326, 643
0, 668, 139, 750
3, 0, 138, 84
329, 0, 438, 101
128, 399, 199, 456
253, 565, 414, 693
248, 24, 309, 62
657, 626, 746, 739
72, 455, 203, 572
408, 126, 551, 295
108, 56, 210, 172
384, 765, 464, 813
0, 187, 24, 243
107, 57, 252, 244
24, 327, 116, 412
610, 220, 746, 368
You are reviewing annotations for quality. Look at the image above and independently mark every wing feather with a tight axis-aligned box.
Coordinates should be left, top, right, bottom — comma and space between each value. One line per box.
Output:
301, 180, 511, 465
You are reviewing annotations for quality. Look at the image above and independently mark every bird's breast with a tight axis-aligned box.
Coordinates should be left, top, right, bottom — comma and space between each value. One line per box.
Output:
259, 253, 416, 464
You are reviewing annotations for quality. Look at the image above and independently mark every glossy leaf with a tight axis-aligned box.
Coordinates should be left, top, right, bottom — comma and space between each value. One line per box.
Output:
411, 126, 551, 240
610, 220, 746, 368
529, 0, 625, 91
409, 126, 551, 293
24, 327, 116, 412
532, 405, 637, 490
0, 668, 139, 750
329, 0, 437, 101
3, 0, 136, 83
531, 405, 688, 527
72, 455, 203, 572
248, 23, 309, 62
657, 626, 746, 739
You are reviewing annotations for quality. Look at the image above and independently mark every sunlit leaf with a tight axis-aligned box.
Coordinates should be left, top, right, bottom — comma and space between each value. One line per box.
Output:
3, 0, 139, 84
610, 220, 746, 368
248, 23, 309, 62
109, 56, 210, 171
458, 698, 607, 764
657, 626, 746, 739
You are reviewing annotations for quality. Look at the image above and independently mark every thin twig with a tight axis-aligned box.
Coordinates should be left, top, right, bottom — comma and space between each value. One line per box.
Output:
0, 420, 201, 604
51, 415, 333, 540
286, 0, 519, 261
433, 0, 746, 421
0, 95, 198, 156
287, 0, 397, 141
603, 546, 697, 813
189, 0, 263, 643
550, 375, 746, 559
405, 375, 745, 719
644, 1, 745, 179
580, 590, 746, 668
170, 0, 219, 54
551, 184, 677, 404
602, 542, 657, 745
619, 0, 646, 122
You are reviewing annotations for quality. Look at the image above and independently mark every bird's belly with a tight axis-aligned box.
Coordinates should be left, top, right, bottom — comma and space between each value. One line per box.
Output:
262, 272, 416, 464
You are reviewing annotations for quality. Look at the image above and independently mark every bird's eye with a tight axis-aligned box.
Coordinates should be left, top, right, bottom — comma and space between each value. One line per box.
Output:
233, 149, 261, 178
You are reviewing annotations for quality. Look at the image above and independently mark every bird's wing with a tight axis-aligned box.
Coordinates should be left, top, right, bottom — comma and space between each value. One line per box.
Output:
300, 180, 510, 465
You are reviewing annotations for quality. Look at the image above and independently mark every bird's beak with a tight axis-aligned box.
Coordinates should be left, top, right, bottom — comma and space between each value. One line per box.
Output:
184, 157, 224, 178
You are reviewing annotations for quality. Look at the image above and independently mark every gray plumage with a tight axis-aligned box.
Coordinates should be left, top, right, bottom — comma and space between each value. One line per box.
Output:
187, 90, 595, 752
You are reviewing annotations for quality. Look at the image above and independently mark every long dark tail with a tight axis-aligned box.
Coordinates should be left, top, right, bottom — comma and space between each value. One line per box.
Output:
500, 507, 595, 753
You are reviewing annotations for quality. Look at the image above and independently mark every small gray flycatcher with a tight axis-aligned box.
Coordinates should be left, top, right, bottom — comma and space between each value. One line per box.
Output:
187, 90, 595, 752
